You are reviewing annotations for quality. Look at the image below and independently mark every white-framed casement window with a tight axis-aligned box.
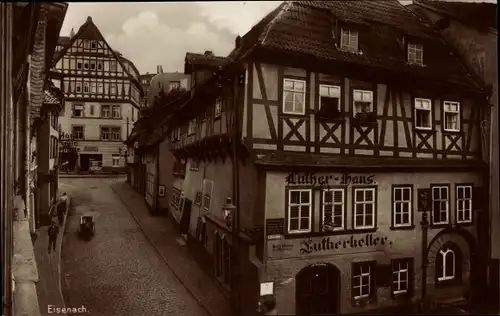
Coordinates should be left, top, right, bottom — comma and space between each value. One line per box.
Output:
75, 82, 82, 93
432, 186, 449, 225
319, 84, 341, 114
83, 82, 89, 93
188, 119, 196, 135
353, 188, 376, 229
340, 28, 359, 53
436, 245, 458, 282
283, 79, 306, 115
414, 98, 432, 129
215, 98, 222, 118
202, 179, 214, 212
443, 101, 460, 131
110, 83, 117, 95
353, 90, 373, 115
72, 104, 83, 117
393, 186, 412, 228
391, 259, 411, 295
71, 126, 84, 140
321, 189, 344, 231
90, 83, 96, 93
112, 105, 121, 118
352, 261, 373, 300
97, 83, 103, 94
287, 189, 312, 233
407, 43, 424, 65
112, 155, 120, 166
101, 105, 110, 118
456, 185, 472, 223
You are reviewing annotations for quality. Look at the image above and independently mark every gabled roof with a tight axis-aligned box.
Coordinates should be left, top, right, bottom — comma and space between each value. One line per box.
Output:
52, 16, 141, 87
184, 52, 227, 74
57, 36, 70, 46
414, 0, 497, 32
225, 0, 482, 91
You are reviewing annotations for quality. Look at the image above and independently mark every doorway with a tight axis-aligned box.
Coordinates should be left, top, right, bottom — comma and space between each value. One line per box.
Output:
80, 154, 102, 172
296, 263, 341, 315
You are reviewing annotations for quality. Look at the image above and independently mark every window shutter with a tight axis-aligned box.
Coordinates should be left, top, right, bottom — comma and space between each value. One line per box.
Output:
376, 263, 392, 287
472, 186, 487, 210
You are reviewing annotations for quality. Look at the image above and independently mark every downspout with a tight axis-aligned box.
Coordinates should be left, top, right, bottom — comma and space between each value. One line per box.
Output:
25, 56, 33, 234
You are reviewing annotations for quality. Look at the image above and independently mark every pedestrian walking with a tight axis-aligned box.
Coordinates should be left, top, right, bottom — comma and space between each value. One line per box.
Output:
48, 221, 59, 254
57, 193, 68, 225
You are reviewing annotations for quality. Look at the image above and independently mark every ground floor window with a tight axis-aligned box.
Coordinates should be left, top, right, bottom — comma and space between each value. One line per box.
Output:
112, 155, 120, 166
436, 243, 461, 283
391, 258, 413, 295
352, 261, 375, 300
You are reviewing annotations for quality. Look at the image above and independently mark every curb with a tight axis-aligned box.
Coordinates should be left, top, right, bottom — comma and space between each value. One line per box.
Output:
59, 174, 126, 179
56, 198, 71, 316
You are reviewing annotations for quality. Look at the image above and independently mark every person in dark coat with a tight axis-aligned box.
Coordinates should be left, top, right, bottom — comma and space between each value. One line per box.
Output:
57, 193, 68, 225
48, 221, 59, 254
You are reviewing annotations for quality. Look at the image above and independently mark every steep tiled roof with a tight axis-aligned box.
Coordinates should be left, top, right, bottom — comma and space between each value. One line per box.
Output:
228, 0, 482, 91
415, 0, 497, 31
184, 52, 227, 73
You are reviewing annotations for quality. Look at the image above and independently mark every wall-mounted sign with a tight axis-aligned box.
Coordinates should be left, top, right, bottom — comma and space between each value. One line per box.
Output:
260, 282, 274, 296
285, 172, 375, 186
158, 185, 165, 197
83, 146, 99, 152
266, 218, 284, 236
267, 233, 393, 260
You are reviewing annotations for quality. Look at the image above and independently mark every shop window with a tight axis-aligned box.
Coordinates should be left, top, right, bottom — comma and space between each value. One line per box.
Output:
436, 243, 462, 285
353, 188, 376, 229
391, 258, 413, 296
456, 185, 472, 224
392, 186, 412, 228
321, 188, 345, 231
352, 261, 375, 300
432, 185, 449, 225
287, 189, 312, 234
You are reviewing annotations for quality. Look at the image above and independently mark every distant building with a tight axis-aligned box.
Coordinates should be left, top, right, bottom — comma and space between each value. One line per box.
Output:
51, 16, 143, 173
140, 66, 190, 108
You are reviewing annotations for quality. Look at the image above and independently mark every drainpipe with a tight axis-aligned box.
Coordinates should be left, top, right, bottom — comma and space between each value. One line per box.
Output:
25, 76, 33, 234
420, 211, 430, 312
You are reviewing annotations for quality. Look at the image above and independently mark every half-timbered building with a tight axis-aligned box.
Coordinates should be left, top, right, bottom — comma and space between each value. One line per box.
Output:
166, 1, 491, 315
51, 16, 143, 173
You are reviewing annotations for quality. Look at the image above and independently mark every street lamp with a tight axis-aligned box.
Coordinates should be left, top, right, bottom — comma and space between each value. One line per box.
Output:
222, 197, 236, 230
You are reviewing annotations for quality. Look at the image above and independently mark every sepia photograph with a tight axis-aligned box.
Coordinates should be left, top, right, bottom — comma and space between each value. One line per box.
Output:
1, 0, 498, 315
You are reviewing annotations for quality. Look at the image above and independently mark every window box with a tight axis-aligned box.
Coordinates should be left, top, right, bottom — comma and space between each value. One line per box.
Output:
353, 112, 377, 126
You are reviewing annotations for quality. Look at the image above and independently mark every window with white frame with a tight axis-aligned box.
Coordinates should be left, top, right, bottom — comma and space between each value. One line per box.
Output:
90, 61, 96, 70
90, 83, 96, 93
444, 101, 460, 131
72, 104, 83, 117
112, 155, 120, 166
110, 61, 118, 72
83, 82, 89, 93
352, 262, 373, 300
322, 189, 344, 231
97, 83, 103, 93
353, 90, 373, 115
75, 82, 82, 93
283, 79, 306, 115
456, 185, 472, 223
392, 259, 411, 295
101, 105, 110, 118
71, 126, 84, 140
287, 189, 312, 233
432, 186, 449, 225
340, 28, 359, 53
414, 98, 432, 129
408, 43, 423, 65
354, 188, 376, 229
436, 244, 459, 282
215, 98, 222, 118
319, 85, 341, 116
112, 105, 121, 118
393, 186, 412, 227
188, 119, 196, 135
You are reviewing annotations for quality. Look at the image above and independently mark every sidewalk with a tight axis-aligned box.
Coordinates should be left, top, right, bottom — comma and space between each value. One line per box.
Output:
59, 174, 126, 178
111, 181, 232, 316
33, 199, 70, 316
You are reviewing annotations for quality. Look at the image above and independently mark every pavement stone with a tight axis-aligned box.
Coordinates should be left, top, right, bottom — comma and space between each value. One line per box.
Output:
111, 180, 233, 316
58, 178, 229, 316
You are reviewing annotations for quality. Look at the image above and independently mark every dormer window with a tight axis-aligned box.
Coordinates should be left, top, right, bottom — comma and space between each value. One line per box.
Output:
318, 85, 341, 118
340, 28, 358, 53
353, 90, 373, 115
408, 43, 423, 65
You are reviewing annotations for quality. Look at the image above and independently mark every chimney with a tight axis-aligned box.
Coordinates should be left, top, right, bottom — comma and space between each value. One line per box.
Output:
86, 16, 92, 23
70, 28, 75, 38
235, 36, 241, 49
204, 50, 214, 57
159, 66, 163, 74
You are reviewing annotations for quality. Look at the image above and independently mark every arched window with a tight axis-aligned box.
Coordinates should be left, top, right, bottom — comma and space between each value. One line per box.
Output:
436, 243, 462, 283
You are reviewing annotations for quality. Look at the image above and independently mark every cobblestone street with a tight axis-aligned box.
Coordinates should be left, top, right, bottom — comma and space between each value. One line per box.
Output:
60, 177, 212, 316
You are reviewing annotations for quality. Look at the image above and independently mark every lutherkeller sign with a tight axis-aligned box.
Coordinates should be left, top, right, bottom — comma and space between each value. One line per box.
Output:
285, 172, 375, 187
267, 233, 393, 260
83, 146, 99, 152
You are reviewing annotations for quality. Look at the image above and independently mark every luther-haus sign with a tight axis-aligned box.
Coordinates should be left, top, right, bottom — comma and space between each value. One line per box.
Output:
267, 234, 393, 260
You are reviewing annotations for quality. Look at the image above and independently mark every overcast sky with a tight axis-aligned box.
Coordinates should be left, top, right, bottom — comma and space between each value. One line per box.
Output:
60, 1, 497, 75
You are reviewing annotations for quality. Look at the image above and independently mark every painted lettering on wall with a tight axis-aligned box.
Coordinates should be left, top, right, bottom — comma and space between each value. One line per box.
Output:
285, 172, 375, 186
300, 234, 392, 255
